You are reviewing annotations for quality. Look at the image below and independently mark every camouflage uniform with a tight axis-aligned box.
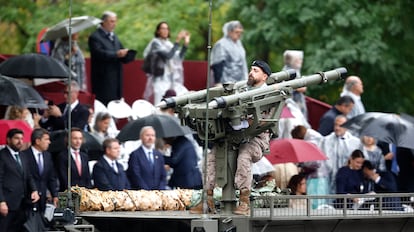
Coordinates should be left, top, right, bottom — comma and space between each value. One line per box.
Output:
206, 132, 270, 190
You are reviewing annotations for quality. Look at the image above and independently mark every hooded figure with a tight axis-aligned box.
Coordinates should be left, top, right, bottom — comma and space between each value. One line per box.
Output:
211, 20, 248, 84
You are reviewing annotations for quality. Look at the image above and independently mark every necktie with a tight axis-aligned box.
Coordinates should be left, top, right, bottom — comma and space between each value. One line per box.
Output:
147, 151, 153, 165
14, 153, 22, 170
112, 161, 118, 173
74, 151, 82, 176
38, 152, 44, 175
108, 32, 114, 41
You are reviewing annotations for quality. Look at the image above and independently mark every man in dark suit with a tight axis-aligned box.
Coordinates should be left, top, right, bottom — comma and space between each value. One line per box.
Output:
88, 11, 131, 105
362, 160, 402, 210
22, 128, 59, 213
40, 80, 90, 131
57, 128, 92, 192
0, 128, 40, 231
318, 95, 354, 136
127, 126, 167, 190
164, 136, 202, 189
93, 138, 130, 191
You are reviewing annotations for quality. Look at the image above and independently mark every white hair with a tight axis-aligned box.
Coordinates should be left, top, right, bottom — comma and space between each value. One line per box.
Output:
101, 11, 117, 21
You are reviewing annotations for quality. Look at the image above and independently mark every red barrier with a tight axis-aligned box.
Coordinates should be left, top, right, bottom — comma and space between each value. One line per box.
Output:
1, 55, 329, 130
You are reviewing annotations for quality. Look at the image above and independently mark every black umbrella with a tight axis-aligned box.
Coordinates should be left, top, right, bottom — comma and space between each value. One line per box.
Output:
341, 112, 386, 133
24, 206, 47, 232
0, 53, 70, 79
342, 112, 414, 149
116, 114, 193, 142
0, 74, 47, 108
48, 130, 103, 156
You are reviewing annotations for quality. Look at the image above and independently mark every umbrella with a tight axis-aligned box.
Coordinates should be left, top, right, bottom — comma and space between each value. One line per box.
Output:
265, 138, 327, 164
401, 113, 414, 124
116, 114, 192, 142
48, 130, 103, 156
24, 206, 47, 232
281, 106, 294, 118
0, 120, 33, 145
0, 74, 47, 108
0, 53, 70, 79
343, 113, 414, 149
341, 112, 387, 133
41, 16, 102, 41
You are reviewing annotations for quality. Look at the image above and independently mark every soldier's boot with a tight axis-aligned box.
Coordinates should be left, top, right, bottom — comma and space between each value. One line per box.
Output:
233, 189, 250, 216
189, 189, 216, 214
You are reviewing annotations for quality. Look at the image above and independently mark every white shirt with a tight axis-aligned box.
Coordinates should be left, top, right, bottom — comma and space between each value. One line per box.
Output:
103, 155, 118, 173
70, 148, 82, 164
31, 146, 44, 167
66, 100, 80, 114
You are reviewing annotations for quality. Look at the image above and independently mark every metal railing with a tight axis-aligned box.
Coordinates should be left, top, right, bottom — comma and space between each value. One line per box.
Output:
251, 193, 414, 220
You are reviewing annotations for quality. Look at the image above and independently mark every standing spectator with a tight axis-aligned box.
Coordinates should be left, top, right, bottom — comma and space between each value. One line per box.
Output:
282, 50, 308, 120
88, 11, 131, 105
287, 174, 307, 209
4, 105, 40, 129
376, 141, 395, 172
291, 125, 328, 209
127, 126, 167, 190
93, 138, 130, 191
0, 129, 40, 231
163, 136, 202, 189
395, 147, 414, 192
211, 20, 248, 85
22, 128, 59, 213
51, 33, 87, 90
360, 136, 386, 172
318, 96, 354, 136
142, 21, 190, 104
39, 80, 90, 131
57, 128, 92, 192
340, 76, 365, 118
319, 115, 361, 194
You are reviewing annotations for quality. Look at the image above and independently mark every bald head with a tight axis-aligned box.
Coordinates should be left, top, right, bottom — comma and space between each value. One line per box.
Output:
345, 76, 363, 95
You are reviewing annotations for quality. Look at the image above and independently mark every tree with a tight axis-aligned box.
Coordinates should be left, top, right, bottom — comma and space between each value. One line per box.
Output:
0, 0, 229, 60
226, 0, 414, 114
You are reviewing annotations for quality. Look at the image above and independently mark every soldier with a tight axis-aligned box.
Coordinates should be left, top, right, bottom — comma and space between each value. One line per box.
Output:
190, 60, 271, 215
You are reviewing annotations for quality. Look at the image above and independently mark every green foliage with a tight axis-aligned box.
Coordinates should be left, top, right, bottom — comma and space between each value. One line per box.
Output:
1, 0, 413, 114
227, 0, 414, 114
0, 0, 228, 60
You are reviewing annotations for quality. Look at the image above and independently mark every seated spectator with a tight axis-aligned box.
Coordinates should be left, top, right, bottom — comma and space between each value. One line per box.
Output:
319, 115, 361, 194
92, 138, 130, 191
39, 80, 90, 131
287, 174, 307, 209
127, 126, 167, 190
91, 112, 114, 145
4, 105, 39, 129
56, 127, 92, 192
335, 149, 365, 208
362, 160, 402, 210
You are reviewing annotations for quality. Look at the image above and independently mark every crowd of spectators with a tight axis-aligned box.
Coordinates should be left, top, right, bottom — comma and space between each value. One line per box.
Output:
1, 12, 413, 229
